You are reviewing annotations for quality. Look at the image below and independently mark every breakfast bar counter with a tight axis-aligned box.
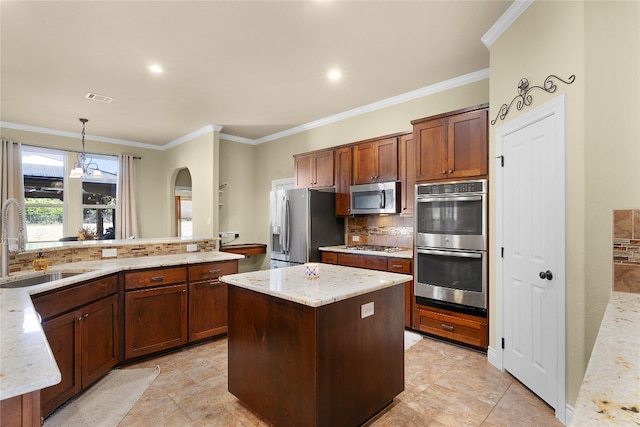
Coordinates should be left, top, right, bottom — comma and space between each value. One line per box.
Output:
221, 264, 412, 427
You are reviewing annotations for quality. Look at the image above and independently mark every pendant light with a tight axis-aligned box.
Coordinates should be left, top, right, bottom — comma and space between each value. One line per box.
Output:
69, 118, 101, 178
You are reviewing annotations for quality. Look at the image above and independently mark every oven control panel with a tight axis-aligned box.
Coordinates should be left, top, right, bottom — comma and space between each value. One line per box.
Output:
417, 179, 486, 196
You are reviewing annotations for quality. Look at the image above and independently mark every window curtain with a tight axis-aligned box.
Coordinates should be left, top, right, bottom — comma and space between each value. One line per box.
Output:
0, 139, 28, 246
116, 155, 139, 239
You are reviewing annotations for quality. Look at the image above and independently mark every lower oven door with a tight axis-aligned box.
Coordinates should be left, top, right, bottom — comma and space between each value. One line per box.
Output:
415, 248, 487, 310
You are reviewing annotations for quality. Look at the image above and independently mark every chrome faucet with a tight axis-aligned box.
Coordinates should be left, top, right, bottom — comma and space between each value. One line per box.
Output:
2, 198, 26, 277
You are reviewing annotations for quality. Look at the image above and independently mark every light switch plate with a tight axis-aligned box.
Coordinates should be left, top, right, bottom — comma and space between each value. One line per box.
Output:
102, 248, 117, 258
361, 302, 374, 318
186, 244, 198, 252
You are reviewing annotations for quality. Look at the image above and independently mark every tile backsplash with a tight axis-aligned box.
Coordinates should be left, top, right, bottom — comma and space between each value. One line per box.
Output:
346, 215, 413, 249
613, 209, 640, 293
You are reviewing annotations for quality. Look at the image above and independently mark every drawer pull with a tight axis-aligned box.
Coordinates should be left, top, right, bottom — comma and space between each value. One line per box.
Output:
390, 264, 403, 269
441, 324, 454, 332
150, 275, 166, 281
209, 280, 221, 286
208, 269, 221, 275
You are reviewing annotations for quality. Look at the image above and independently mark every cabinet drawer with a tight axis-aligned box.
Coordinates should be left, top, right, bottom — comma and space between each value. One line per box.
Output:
33, 275, 118, 320
414, 307, 487, 349
124, 266, 186, 290
321, 252, 338, 264
337, 253, 388, 271
387, 259, 411, 274
189, 261, 238, 282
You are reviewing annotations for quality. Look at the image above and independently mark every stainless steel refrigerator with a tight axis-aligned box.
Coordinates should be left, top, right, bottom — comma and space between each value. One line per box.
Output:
269, 188, 344, 268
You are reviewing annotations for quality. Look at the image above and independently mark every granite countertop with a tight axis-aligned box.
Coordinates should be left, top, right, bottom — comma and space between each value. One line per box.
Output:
0, 250, 243, 401
318, 245, 413, 259
570, 291, 640, 426
221, 264, 412, 308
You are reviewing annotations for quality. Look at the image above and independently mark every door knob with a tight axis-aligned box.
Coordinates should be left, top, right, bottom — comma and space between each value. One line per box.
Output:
539, 270, 553, 280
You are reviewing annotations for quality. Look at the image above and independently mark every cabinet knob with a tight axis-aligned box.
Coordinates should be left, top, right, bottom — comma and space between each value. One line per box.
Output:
448, 170, 453, 174
442, 170, 446, 174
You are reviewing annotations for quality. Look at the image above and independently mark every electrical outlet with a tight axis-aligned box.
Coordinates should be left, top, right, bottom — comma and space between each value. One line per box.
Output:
186, 244, 198, 252
352, 235, 360, 242
361, 302, 374, 318
102, 248, 117, 258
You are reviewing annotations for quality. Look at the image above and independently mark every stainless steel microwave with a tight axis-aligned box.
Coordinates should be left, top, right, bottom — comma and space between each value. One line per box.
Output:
350, 181, 401, 215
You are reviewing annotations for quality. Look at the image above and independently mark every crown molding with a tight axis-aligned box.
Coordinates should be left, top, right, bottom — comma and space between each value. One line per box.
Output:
163, 124, 224, 150
251, 68, 490, 145
219, 133, 258, 145
482, 0, 533, 48
0, 121, 163, 151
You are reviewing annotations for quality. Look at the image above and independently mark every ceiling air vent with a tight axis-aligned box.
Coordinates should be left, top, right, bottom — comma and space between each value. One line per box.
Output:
85, 92, 114, 103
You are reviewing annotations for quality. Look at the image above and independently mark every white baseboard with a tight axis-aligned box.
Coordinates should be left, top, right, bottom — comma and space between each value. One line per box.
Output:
564, 404, 574, 426
487, 345, 501, 369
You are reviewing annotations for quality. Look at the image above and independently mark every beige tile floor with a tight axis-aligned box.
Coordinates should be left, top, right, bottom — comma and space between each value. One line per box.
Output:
119, 335, 562, 427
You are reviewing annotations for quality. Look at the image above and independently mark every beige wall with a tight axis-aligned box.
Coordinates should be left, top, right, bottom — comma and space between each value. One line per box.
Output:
0, 126, 166, 238
489, 0, 640, 406
165, 130, 220, 238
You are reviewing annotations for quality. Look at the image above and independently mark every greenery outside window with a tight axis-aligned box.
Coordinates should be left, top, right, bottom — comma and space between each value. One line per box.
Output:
22, 147, 65, 242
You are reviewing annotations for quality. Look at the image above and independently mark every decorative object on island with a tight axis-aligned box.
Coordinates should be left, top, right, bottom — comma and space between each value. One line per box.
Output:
490, 74, 576, 125
69, 118, 102, 178
77, 225, 97, 240
303, 262, 320, 279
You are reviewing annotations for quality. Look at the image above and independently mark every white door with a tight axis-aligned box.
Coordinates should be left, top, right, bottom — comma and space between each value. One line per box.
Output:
497, 96, 566, 417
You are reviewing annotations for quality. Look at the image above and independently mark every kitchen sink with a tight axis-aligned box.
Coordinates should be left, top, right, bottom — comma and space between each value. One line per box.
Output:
0, 272, 81, 289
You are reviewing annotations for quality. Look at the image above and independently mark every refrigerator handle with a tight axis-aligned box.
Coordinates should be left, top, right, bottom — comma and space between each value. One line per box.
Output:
283, 197, 290, 254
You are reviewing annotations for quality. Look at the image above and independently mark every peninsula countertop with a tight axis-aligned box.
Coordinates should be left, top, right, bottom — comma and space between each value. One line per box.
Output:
570, 291, 640, 426
0, 250, 243, 401
221, 264, 412, 307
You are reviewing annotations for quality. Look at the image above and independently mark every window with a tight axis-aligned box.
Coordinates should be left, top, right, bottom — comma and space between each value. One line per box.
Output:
82, 155, 118, 239
22, 147, 65, 242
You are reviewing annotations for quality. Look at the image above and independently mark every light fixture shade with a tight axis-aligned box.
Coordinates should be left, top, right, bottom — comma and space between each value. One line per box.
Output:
69, 166, 84, 178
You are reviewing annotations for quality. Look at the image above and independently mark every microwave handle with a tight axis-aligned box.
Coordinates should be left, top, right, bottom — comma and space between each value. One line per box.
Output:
380, 190, 385, 208
417, 248, 482, 259
417, 195, 483, 203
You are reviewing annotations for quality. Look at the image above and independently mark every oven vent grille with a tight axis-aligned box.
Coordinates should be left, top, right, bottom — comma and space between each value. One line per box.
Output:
85, 92, 114, 103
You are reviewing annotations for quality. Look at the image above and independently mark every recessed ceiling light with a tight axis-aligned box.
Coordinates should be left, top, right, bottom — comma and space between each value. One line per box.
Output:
327, 69, 342, 82
148, 64, 163, 74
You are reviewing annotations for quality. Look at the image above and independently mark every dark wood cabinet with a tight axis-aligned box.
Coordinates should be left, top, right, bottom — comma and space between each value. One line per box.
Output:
124, 282, 188, 359
413, 302, 488, 349
353, 136, 398, 184
321, 251, 413, 328
0, 391, 40, 427
413, 105, 488, 182
294, 150, 334, 188
398, 132, 415, 216
334, 146, 352, 216
188, 261, 238, 341
32, 275, 119, 418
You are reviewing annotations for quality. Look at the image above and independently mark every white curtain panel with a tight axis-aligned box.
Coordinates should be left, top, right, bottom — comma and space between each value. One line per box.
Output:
0, 139, 28, 245
116, 155, 139, 239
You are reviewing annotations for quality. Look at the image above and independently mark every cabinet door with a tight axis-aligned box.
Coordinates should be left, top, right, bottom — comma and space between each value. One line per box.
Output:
189, 280, 228, 341
374, 137, 398, 182
352, 142, 377, 184
81, 294, 119, 388
312, 150, 335, 188
447, 109, 488, 179
414, 118, 447, 181
398, 133, 415, 216
40, 309, 82, 418
125, 284, 188, 359
294, 153, 314, 188
334, 147, 352, 216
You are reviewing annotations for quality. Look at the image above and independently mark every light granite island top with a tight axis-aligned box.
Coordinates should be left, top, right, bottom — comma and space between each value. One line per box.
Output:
0, 251, 243, 401
220, 263, 413, 307
570, 291, 640, 426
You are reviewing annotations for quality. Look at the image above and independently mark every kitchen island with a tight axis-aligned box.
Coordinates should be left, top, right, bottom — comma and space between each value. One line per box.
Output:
221, 264, 412, 427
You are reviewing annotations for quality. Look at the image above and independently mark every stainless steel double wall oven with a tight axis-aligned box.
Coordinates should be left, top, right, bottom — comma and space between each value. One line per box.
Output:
414, 179, 487, 310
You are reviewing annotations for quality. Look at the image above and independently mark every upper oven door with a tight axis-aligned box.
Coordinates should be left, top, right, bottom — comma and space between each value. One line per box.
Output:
415, 193, 486, 250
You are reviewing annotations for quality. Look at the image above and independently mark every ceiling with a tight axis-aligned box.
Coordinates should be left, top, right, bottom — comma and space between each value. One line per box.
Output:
0, 1, 512, 148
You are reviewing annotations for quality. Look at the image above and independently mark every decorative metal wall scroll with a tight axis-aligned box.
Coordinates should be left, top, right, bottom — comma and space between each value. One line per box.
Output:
491, 74, 576, 125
